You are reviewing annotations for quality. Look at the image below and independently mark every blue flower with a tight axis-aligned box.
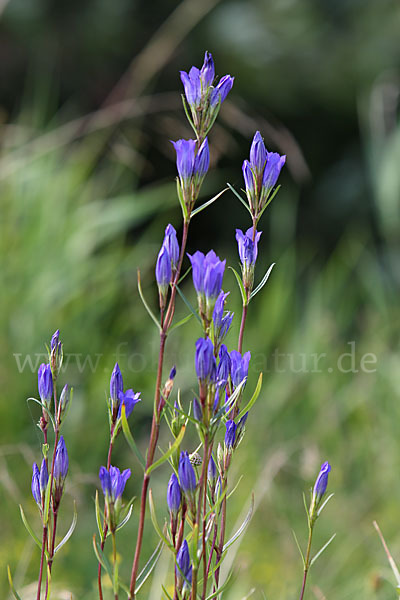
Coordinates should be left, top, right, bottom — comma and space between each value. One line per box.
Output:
208, 455, 217, 485
236, 228, 262, 267
167, 473, 181, 515
99, 465, 131, 502
38, 363, 53, 405
249, 131, 266, 175
54, 436, 69, 484
313, 462, 331, 501
217, 344, 231, 386
181, 51, 233, 111
156, 245, 172, 292
230, 350, 251, 388
163, 224, 180, 271
178, 451, 197, 494
213, 291, 233, 347
172, 139, 196, 182
193, 397, 203, 421
39, 459, 48, 496
188, 250, 226, 320
200, 51, 215, 88
195, 337, 217, 383
110, 363, 123, 406
180, 66, 201, 107
117, 389, 141, 420
262, 151, 286, 192
31, 463, 41, 505
209, 74, 234, 106
176, 539, 192, 585
225, 420, 237, 449
51, 329, 60, 352
59, 384, 70, 414
193, 138, 210, 179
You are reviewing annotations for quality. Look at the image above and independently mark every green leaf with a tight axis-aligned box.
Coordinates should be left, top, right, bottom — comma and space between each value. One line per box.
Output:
176, 176, 189, 221
178, 265, 192, 284
175, 285, 202, 325
146, 425, 186, 476
237, 373, 263, 421
310, 533, 336, 567
373, 520, 400, 587
181, 94, 197, 136
113, 502, 134, 535
258, 185, 281, 219
226, 182, 252, 215
223, 493, 254, 552
169, 312, 193, 333
228, 266, 247, 306
205, 569, 234, 599
120, 403, 146, 469
43, 466, 52, 525
148, 489, 174, 551
191, 188, 228, 217
92, 535, 113, 582
19, 505, 43, 551
250, 263, 275, 300
7, 566, 23, 600
292, 529, 305, 568
135, 539, 164, 593
317, 492, 334, 517
95, 490, 104, 539
137, 270, 162, 332
54, 501, 77, 554
162, 584, 174, 600
27, 397, 56, 431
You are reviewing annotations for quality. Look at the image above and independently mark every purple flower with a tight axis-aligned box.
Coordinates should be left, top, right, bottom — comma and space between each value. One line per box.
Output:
156, 245, 172, 291
225, 420, 237, 449
117, 389, 141, 420
39, 459, 48, 495
172, 139, 196, 182
38, 363, 53, 405
313, 462, 331, 501
200, 51, 215, 88
213, 291, 233, 346
99, 465, 131, 502
180, 66, 201, 107
262, 151, 286, 191
236, 228, 262, 267
31, 463, 41, 505
178, 451, 197, 494
176, 539, 192, 585
230, 350, 251, 388
54, 436, 69, 484
250, 131, 266, 175
167, 473, 181, 515
110, 363, 123, 406
188, 250, 226, 319
217, 344, 231, 386
193, 397, 203, 421
169, 366, 177, 380
195, 337, 217, 383
193, 138, 210, 179
208, 455, 217, 485
242, 160, 255, 195
163, 224, 180, 271
236, 412, 249, 440
51, 329, 60, 352
209, 74, 234, 106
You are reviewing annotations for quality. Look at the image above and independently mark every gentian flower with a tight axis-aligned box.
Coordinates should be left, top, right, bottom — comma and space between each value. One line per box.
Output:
163, 224, 180, 271
110, 363, 123, 407
208, 455, 217, 486
99, 465, 131, 503
236, 412, 249, 442
50, 329, 62, 374
209, 74, 234, 106
188, 250, 226, 320
180, 67, 201, 108
51, 329, 60, 352
172, 138, 210, 207
167, 473, 181, 516
38, 363, 53, 406
156, 245, 172, 305
242, 131, 286, 215
117, 389, 141, 420
31, 463, 41, 505
225, 420, 237, 449
213, 291, 233, 348
230, 350, 251, 388
176, 539, 192, 586
59, 384, 70, 415
195, 337, 217, 383
236, 228, 262, 291
172, 139, 196, 183
217, 344, 231, 386
200, 50, 215, 88
313, 462, 331, 502
193, 397, 203, 421
54, 436, 69, 485
178, 451, 197, 495
39, 458, 48, 496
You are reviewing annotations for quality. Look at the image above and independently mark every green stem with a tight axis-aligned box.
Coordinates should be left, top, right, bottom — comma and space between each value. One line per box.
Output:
299, 521, 314, 600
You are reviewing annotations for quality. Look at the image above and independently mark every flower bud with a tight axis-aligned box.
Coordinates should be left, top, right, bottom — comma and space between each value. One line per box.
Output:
163, 225, 180, 271
209, 74, 234, 106
178, 451, 197, 495
167, 473, 181, 516
31, 463, 41, 505
39, 458, 48, 496
156, 245, 172, 308
195, 337, 217, 384
208, 455, 217, 486
200, 51, 215, 88
225, 420, 237, 450
110, 363, 123, 409
313, 461, 331, 502
50, 330, 63, 376
217, 344, 231, 386
38, 363, 53, 407
230, 350, 251, 388
193, 397, 203, 421
176, 539, 192, 586
54, 436, 69, 485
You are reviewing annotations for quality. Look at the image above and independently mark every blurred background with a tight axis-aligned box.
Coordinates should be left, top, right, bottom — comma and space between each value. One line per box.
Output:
1, 0, 400, 598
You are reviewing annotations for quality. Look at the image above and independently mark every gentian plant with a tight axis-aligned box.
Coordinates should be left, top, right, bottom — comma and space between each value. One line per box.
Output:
9, 51, 335, 600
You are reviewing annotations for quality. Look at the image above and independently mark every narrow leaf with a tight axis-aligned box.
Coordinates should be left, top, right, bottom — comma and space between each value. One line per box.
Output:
317, 492, 335, 516
178, 265, 192, 284
162, 584, 174, 600
95, 490, 104, 539
310, 533, 336, 567
373, 520, 400, 586
146, 425, 186, 476
135, 539, 164, 593
148, 489, 174, 551
176, 176, 189, 221
292, 529, 305, 568
43, 471, 52, 525
92, 535, 113, 581
237, 373, 263, 421
181, 94, 197, 136
114, 503, 134, 534
175, 285, 202, 325
7, 566, 23, 600
169, 312, 193, 333
226, 182, 252, 215
250, 263, 275, 299
223, 493, 254, 552
54, 501, 77, 554
120, 403, 146, 469
258, 185, 281, 218
191, 188, 228, 217
19, 505, 43, 551
228, 266, 247, 306
137, 270, 162, 332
